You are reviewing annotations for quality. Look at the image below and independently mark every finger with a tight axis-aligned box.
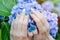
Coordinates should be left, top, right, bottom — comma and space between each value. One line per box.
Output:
28, 32, 33, 37
13, 9, 26, 36
31, 8, 45, 25
13, 9, 26, 32
37, 21, 48, 34
10, 18, 16, 35
20, 15, 29, 35
40, 18, 49, 32
33, 11, 49, 30
22, 15, 29, 31
11, 18, 15, 27
16, 13, 20, 19
21, 9, 25, 15
31, 8, 44, 24
31, 8, 45, 22
30, 14, 45, 34
31, 8, 49, 33
20, 9, 25, 16
23, 15, 29, 25
33, 9, 49, 32
31, 8, 43, 16
31, 8, 37, 14
30, 14, 41, 33
12, 19, 18, 33
19, 9, 25, 20
34, 13, 49, 32
11, 18, 16, 31
32, 29, 38, 35
30, 14, 39, 23
18, 9, 26, 30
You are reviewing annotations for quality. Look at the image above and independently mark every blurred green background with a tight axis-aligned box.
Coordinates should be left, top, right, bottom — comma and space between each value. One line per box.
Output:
0, 0, 60, 40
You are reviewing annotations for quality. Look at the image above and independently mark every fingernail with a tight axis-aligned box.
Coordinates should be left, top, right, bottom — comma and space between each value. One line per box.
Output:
22, 9, 25, 13
23, 9, 25, 12
28, 28, 33, 32
28, 32, 33, 37
31, 8, 36, 14
32, 29, 38, 35
31, 8, 34, 10
31, 8, 34, 11
30, 24, 36, 31
12, 14, 16, 19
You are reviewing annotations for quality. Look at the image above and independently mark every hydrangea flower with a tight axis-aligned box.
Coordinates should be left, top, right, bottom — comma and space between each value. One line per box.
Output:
42, 11, 58, 37
41, 1, 54, 11
9, 0, 58, 37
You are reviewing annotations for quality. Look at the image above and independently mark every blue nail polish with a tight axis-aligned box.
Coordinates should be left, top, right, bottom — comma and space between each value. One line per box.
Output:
28, 27, 33, 32
30, 24, 36, 31
12, 13, 16, 19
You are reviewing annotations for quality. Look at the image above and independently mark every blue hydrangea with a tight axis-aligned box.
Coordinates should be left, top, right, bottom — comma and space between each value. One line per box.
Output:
42, 10, 58, 37
41, 1, 54, 11
9, 0, 58, 37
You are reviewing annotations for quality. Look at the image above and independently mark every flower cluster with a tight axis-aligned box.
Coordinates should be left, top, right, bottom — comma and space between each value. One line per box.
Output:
41, 1, 54, 11
9, 0, 58, 37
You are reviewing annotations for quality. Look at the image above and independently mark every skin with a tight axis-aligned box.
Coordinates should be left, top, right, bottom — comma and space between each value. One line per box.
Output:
10, 9, 32, 40
10, 9, 55, 40
30, 8, 54, 40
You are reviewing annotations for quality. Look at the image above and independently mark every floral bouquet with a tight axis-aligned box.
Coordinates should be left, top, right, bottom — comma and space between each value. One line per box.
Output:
0, 0, 58, 40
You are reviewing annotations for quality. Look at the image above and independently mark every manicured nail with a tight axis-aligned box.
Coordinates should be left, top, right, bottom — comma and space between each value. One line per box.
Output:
22, 9, 25, 14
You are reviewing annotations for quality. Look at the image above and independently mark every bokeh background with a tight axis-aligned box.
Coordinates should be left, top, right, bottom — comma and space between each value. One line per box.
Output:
0, 0, 60, 40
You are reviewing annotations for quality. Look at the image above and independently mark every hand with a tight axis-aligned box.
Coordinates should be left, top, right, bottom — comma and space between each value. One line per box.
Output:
10, 9, 32, 40
30, 8, 54, 40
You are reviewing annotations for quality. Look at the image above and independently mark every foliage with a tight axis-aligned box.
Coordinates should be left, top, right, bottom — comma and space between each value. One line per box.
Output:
0, 0, 16, 40
0, 0, 17, 16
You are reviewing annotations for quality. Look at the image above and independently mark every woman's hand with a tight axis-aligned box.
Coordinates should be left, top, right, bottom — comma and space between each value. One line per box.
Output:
30, 8, 54, 40
10, 9, 32, 40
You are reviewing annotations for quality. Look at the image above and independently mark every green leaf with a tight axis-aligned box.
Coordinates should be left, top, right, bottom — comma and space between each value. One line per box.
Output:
0, 29, 2, 40
0, 0, 17, 40
0, 0, 17, 16
1, 22, 10, 40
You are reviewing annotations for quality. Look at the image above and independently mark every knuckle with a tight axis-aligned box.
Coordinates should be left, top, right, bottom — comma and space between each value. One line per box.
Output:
22, 23, 26, 25
19, 34, 27, 38
19, 21, 23, 24
42, 29, 47, 34
36, 19, 40, 23
24, 21, 27, 24
10, 31, 27, 38
14, 21, 17, 25
39, 16, 44, 20
41, 14, 45, 18
41, 30, 47, 34
10, 31, 14, 36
